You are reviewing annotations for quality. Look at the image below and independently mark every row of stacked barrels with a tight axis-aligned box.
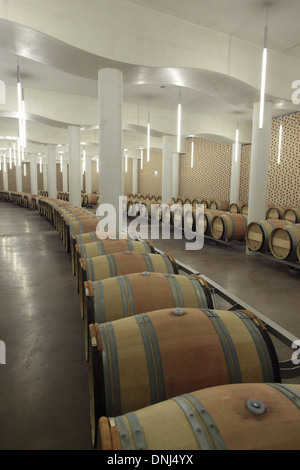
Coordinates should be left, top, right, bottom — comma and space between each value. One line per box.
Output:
55, 191, 99, 207
6, 190, 298, 450
125, 194, 300, 263
0, 190, 39, 210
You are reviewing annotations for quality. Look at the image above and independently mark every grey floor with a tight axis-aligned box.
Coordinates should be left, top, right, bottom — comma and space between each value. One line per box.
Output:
0, 201, 299, 450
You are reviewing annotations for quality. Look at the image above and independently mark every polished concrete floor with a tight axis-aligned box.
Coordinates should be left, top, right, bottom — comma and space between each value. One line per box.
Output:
0, 201, 299, 450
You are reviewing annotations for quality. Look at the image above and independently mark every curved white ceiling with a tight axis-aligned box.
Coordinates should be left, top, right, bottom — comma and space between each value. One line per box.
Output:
1, 3, 300, 153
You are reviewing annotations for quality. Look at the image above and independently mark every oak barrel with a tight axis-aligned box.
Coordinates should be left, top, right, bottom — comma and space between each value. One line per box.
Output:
229, 202, 247, 214
76, 239, 154, 293
89, 307, 280, 447
98, 382, 300, 450
210, 213, 247, 241
269, 224, 300, 261
79, 252, 179, 318
210, 199, 229, 211
266, 205, 292, 220
284, 208, 300, 224
85, 272, 213, 360
246, 219, 293, 252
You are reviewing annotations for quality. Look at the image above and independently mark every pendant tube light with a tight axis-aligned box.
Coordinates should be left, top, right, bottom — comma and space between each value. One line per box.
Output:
24, 162, 26, 177
13, 142, 16, 166
3, 150, 6, 173
39, 156, 42, 173
0, 154, 2, 171
177, 89, 182, 153
147, 114, 150, 162
17, 66, 23, 146
277, 117, 283, 165
83, 147, 86, 174
259, 24, 268, 129
60, 154, 63, 173
191, 138, 194, 168
22, 88, 26, 148
9, 143, 12, 169
235, 127, 239, 162
97, 157, 99, 174
140, 148, 143, 170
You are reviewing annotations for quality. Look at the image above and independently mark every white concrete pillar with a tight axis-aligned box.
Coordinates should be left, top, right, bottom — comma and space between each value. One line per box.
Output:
3, 156, 8, 190
162, 136, 174, 204
230, 143, 242, 204
172, 152, 180, 199
30, 154, 38, 195
16, 161, 22, 192
85, 155, 92, 194
68, 126, 81, 207
47, 145, 56, 199
247, 102, 273, 225
43, 163, 48, 192
98, 68, 123, 227
132, 158, 138, 195
62, 158, 68, 193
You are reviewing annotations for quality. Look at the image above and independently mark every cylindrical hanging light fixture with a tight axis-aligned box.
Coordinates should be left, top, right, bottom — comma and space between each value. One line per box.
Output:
22, 88, 26, 148
140, 148, 143, 170
60, 154, 63, 173
97, 157, 99, 174
235, 127, 239, 162
9, 143, 12, 169
147, 114, 150, 162
13, 141, 16, 166
0, 153, 2, 171
177, 88, 182, 153
259, 20, 268, 129
190, 138, 194, 168
17, 65, 23, 146
24, 162, 26, 177
83, 147, 86, 174
3, 150, 6, 173
39, 156, 43, 173
277, 116, 283, 165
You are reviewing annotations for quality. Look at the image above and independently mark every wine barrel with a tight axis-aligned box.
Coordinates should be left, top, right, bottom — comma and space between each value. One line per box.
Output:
284, 208, 300, 224
127, 200, 140, 217
63, 214, 95, 246
89, 307, 280, 447
66, 215, 98, 251
76, 239, 154, 293
203, 210, 226, 235
98, 382, 300, 450
229, 202, 247, 214
266, 205, 291, 220
69, 218, 102, 261
210, 199, 229, 211
84, 193, 98, 206
139, 201, 158, 218
210, 213, 247, 241
200, 199, 212, 209
79, 252, 179, 318
172, 205, 184, 229
73, 231, 136, 277
241, 204, 248, 215
246, 219, 293, 252
85, 272, 213, 360
269, 224, 300, 261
